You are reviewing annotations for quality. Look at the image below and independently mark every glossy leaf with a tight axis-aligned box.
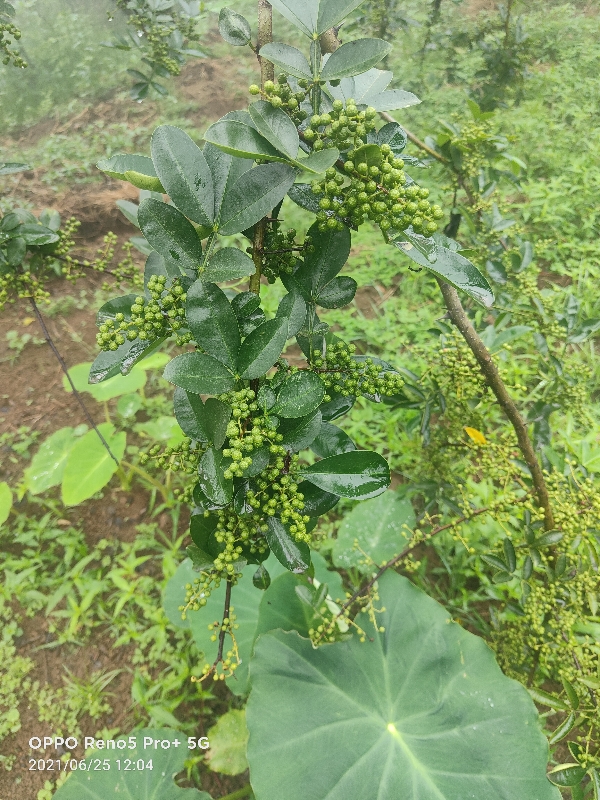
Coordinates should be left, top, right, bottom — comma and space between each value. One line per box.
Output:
547, 765, 586, 787
294, 224, 351, 298
218, 163, 296, 235
203, 142, 252, 219
61, 424, 126, 506
249, 101, 299, 160
173, 388, 208, 441
204, 246, 255, 282
316, 276, 357, 308
296, 148, 341, 174
151, 125, 214, 226
198, 447, 233, 506
321, 39, 392, 82
259, 42, 312, 79
204, 118, 285, 162
269, 0, 365, 36
53, 728, 209, 800
189, 512, 219, 554
96, 293, 136, 325
279, 410, 322, 452
187, 544, 214, 572
17, 224, 59, 246
311, 421, 355, 458
298, 450, 390, 499
24, 427, 77, 495
320, 390, 356, 421
238, 317, 288, 380
332, 491, 415, 572
186, 280, 240, 370
218, 7, 251, 46
264, 517, 311, 573
163, 352, 235, 394
273, 371, 325, 418
298, 481, 339, 516
138, 198, 203, 273
276, 290, 307, 338
202, 398, 232, 449
246, 571, 560, 800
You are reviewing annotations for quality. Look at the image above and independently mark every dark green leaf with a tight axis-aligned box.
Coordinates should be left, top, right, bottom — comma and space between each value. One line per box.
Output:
264, 517, 311, 573
294, 223, 351, 297
273, 371, 325, 418
547, 765, 586, 787
173, 387, 209, 441
298, 450, 390, 499
503, 538, 517, 573
276, 290, 307, 338
370, 121, 407, 154
138, 198, 203, 273
204, 119, 286, 162
198, 447, 233, 506
232, 291, 261, 318
96, 153, 159, 183
151, 125, 214, 226
96, 294, 136, 325
321, 38, 392, 81
481, 554, 509, 572
218, 163, 296, 235
238, 317, 288, 380
311, 421, 355, 458
253, 564, 271, 590
562, 677, 580, 710
6, 237, 25, 265
203, 398, 232, 449
242, 445, 270, 477
259, 42, 312, 79
248, 101, 299, 160
204, 247, 256, 282
186, 280, 240, 370
279, 410, 322, 452
144, 252, 180, 296
548, 712, 577, 745
219, 7, 251, 46
190, 512, 218, 552
17, 225, 59, 245
297, 481, 339, 516
89, 337, 165, 383
533, 530, 564, 548
296, 148, 340, 174
316, 276, 357, 308
203, 142, 252, 220
320, 390, 355, 421
163, 352, 235, 394
187, 544, 214, 571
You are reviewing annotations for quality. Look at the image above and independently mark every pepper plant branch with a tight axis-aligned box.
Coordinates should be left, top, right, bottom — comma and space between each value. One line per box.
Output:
28, 296, 120, 466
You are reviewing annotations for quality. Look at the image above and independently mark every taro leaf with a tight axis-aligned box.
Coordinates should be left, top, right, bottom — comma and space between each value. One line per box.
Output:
273, 371, 325, 418
218, 7, 252, 46
246, 571, 560, 800
259, 42, 312, 79
163, 352, 235, 394
393, 236, 494, 307
173, 388, 209, 441
294, 223, 351, 298
0, 482, 11, 527
311, 421, 355, 458
321, 39, 392, 82
186, 280, 240, 370
237, 317, 289, 380
332, 490, 415, 572
138, 198, 203, 273
204, 119, 285, 162
298, 481, 339, 516
151, 125, 214, 226
276, 289, 307, 338
296, 148, 341, 174
64, 361, 146, 401
203, 398, 232, 449
198, 447, 233, 506
204, 246, 255, 282
269, 0, 365, 37
319, 391, 355, 421
218, 163, 296, 235
279, 410, 322, 452
24, 427, 77, 495
53, 728, 210, 800
298, 450, 390, 499
316, 276, 357, 308
96, 293, 137, 325
248, 101, 299, 160
203, 142, 253, 219
205, 709, 249, 776
61, 424, 126, 506
264, 517, 311, 573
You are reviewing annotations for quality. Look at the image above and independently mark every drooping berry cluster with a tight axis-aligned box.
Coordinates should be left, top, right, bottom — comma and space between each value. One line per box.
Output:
139, 438, 206, 474
304, 98, 378, 153
310, 341, 404, 398
249, 74, 309, 126
313, 146, 444, 236
0, 17, 26, 68
96, 275, 192, 351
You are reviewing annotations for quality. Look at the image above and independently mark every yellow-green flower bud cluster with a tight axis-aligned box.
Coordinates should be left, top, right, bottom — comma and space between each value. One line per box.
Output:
312, 146, 444, 236
310, 341, 404, 398
249, 73, 309, 126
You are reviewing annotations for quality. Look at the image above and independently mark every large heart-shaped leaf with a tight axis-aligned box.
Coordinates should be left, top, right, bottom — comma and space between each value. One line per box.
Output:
163, 352, 235, 394
332, 490, 415, 572
321, 39, 392, 82
246, 571, 560, 800
138, 198, 203, 273
273, 371, 325, 418
248, 101, 299, 160
53, 728, 210, 800
237, 317, 289, 380
61, 424, 125, 506
218, 163, 296, 236
24, 427, 77, 495
270, 0, 365, 36
151, 125, 214, 226
186, 280, 240, 370
259, 43, 312, 79
298, 450, 390, 499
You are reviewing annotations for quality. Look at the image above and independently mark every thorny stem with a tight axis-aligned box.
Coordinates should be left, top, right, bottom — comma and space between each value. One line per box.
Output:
379, 110, 555, 530
28, 296, 120, 466
217, 579, 233, 665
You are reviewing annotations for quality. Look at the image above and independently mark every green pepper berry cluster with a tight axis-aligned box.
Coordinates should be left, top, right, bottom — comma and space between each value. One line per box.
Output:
0, 19, 26, 68
312, 146, 444, 236
96, 275, 192, 351
304, 98, 378, 153
256, 222, 300, 283
139, 438, 206, 474
249, 74, 309, 126
310, 341, 404, 398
